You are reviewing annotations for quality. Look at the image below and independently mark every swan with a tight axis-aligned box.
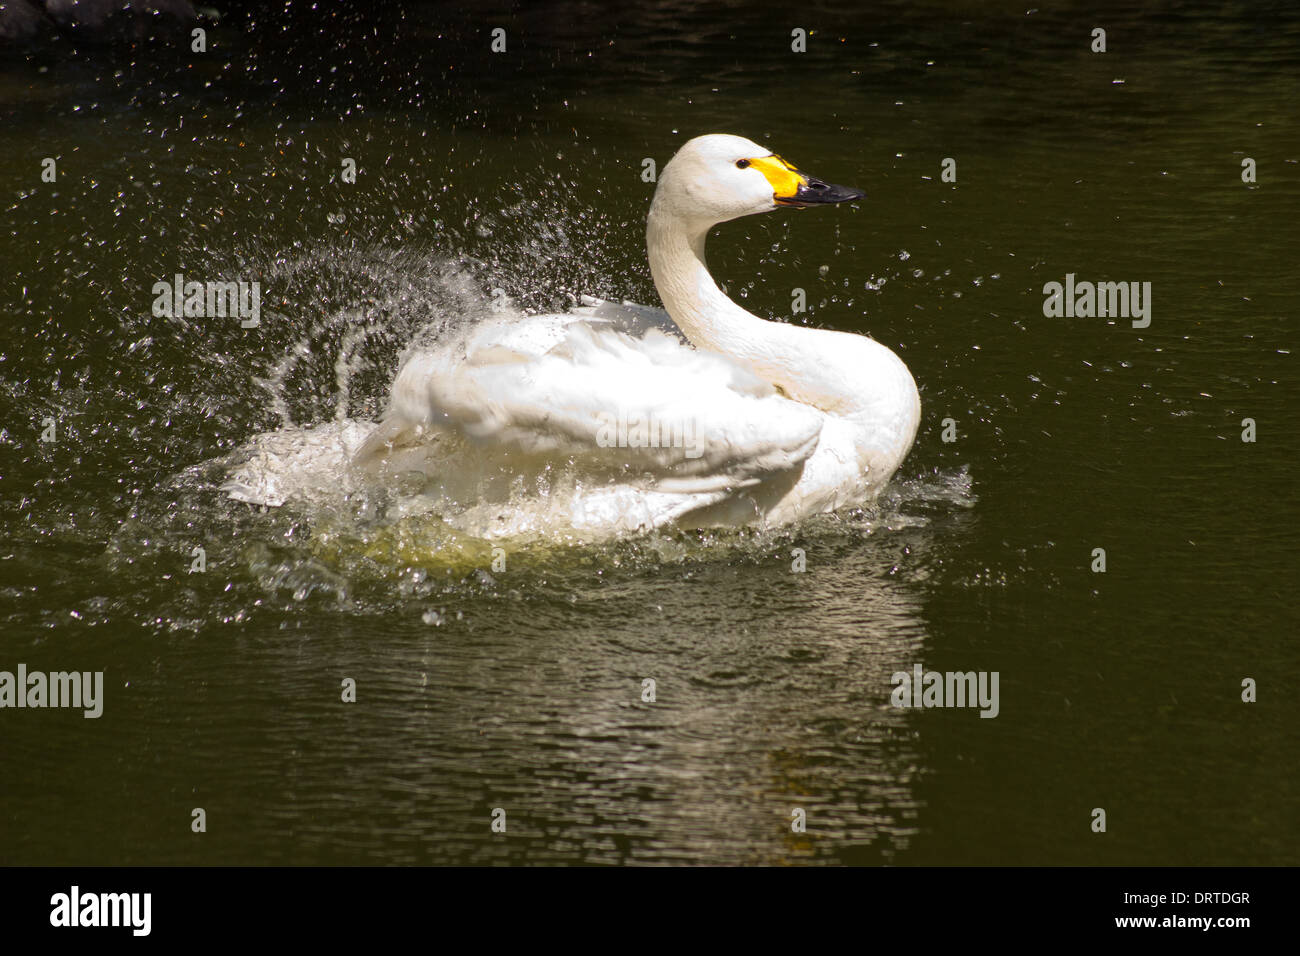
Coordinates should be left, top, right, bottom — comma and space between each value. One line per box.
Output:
350, 133, 921, 537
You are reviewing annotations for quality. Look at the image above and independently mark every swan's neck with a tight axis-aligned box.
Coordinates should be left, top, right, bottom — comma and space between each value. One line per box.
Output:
646, 208, 763, 361
645, 204, 918, 440
646, 205, 870, 417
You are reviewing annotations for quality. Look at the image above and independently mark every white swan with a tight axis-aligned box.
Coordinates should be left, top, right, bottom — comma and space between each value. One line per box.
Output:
352, 134, 921, 537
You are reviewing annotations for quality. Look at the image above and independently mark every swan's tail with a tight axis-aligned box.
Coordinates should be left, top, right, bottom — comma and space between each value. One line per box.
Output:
351, 349, 453, 469
351, 415, 442, 471
352, 417, 405, 468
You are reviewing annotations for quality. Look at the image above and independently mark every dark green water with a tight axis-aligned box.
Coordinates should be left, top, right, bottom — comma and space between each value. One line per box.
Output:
2, 1, 1296, 865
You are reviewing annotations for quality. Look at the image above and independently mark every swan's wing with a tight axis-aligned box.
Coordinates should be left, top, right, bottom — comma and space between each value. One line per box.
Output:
355, 318, 823, 494
435, 297, 679, 363
571, 295, 681, 340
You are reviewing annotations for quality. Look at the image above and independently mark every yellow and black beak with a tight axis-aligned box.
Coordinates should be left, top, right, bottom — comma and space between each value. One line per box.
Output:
746, 154, 865, 207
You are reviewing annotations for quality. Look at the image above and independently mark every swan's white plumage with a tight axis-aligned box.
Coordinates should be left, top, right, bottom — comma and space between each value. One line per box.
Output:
243, 134, 921, 538
355, 305, 824, 495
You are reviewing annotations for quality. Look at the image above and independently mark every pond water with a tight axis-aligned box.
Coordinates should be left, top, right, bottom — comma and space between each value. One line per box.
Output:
1, 0, 1296, 864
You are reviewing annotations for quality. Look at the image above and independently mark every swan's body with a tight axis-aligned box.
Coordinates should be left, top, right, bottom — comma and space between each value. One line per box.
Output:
349, 134, 920, 537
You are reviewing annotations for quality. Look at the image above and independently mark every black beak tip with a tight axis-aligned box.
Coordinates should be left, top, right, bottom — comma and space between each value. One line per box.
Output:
779, 178, 865, 207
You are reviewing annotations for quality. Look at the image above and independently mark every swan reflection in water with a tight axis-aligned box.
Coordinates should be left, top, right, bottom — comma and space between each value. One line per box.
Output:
228, 514, 941, 865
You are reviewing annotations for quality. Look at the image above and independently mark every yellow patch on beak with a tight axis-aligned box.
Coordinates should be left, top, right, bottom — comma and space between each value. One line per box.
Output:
747, 155, 807, 202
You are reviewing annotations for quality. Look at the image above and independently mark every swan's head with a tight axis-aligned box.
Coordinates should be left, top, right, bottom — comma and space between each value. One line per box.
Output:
652, 133, 864, 229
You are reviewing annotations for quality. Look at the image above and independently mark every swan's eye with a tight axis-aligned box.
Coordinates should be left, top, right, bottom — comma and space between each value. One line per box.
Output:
735, 159, 750, 169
